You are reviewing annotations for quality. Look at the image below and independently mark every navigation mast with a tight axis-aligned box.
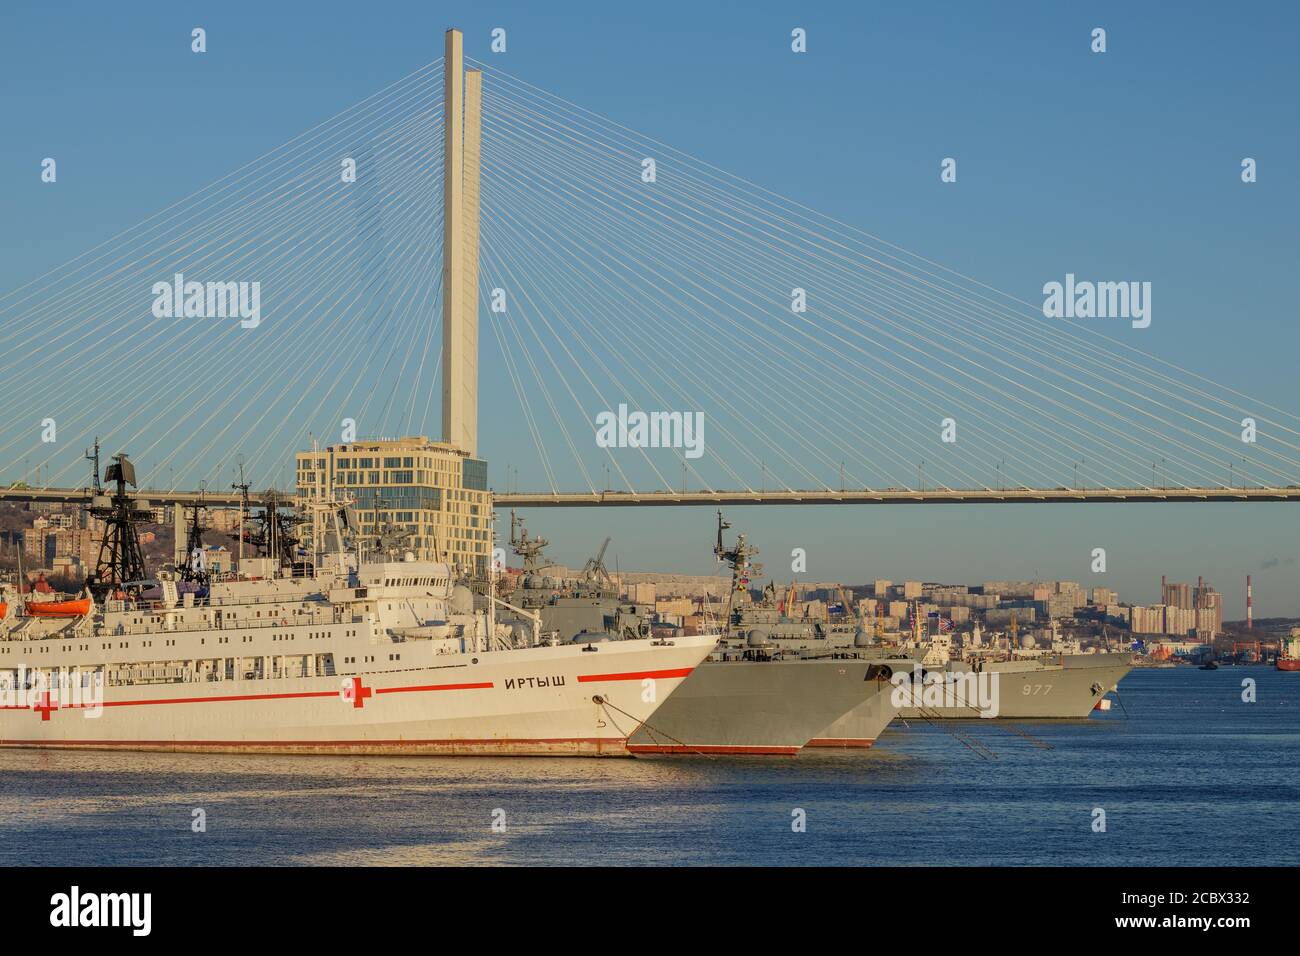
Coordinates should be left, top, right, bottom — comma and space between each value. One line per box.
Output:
179, 486, 209, 585
87, 452, 149, 598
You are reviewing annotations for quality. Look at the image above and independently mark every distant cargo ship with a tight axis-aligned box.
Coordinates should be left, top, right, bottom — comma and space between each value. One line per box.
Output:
1278, 630, 1300, 671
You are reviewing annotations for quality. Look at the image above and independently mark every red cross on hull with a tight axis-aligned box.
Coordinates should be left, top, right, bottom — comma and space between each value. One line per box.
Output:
32, 691, 57, 721
341, 676, 373, 709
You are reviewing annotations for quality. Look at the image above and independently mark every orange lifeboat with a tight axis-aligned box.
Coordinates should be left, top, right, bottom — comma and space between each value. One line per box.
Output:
0, 601, 7, 620
24, 597, 92, 617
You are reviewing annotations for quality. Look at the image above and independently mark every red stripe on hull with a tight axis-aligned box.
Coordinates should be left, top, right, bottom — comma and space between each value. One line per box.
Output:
0, 736, 632, 756
626, 743, 800, 755
0, 680, 494, 713
376, 682, 495, 694
577, 667, 694, 683
805, 737, 877, 748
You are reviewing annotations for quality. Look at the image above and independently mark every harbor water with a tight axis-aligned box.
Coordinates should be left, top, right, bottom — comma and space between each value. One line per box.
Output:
3, 667, 1297, 866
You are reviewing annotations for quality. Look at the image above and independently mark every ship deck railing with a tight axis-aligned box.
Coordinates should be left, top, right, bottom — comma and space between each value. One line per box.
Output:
5, 609, 364, 640
103, 610, 365, 638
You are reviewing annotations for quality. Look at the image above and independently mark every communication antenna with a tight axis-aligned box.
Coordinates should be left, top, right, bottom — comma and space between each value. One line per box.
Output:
232, 456, 250, 565
84, 438, 102, 494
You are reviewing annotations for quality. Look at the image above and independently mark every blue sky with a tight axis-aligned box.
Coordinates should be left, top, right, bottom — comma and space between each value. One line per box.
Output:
2, 1, 1298, 615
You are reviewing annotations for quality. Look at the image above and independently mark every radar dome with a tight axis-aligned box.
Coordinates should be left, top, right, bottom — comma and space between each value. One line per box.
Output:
448, 584, 474, 615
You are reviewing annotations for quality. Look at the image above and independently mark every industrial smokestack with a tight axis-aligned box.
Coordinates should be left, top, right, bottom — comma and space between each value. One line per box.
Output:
1247, 575, 1253, 629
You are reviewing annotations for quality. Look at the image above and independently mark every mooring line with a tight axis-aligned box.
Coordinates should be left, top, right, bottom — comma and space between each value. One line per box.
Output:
592, 694, 717, 760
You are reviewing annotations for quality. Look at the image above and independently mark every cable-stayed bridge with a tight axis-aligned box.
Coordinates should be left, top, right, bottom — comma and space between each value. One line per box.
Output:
2, 32, 1298, 511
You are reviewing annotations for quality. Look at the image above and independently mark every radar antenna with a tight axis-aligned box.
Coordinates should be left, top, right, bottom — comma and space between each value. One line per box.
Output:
509, 510, 550, 573
370, 494, 413, 559
87, 452, 149, 598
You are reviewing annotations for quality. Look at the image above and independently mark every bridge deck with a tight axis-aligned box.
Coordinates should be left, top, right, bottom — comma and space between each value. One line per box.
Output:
5, 486, 1294, 508
495, 488, 1300, 506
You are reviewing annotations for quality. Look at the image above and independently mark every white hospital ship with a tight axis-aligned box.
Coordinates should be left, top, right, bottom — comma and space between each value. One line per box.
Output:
0, 545, 715, 756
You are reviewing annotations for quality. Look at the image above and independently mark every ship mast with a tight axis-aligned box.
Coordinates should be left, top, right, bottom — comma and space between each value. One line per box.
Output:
246, 490, 305, 569
84, 438, 102, 495
231, 457, 250, 568
713, 510, 762, 636
87, 452, 149, 598
179, 487, 209, 585
509, 510, 549, 573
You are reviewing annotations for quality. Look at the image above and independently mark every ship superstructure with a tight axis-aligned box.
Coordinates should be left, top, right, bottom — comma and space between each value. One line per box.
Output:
497, 512, 655, 645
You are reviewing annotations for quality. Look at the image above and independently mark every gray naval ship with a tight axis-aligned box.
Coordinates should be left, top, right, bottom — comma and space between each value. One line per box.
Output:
892, 653, 1134, 720
806, 651, 1133, 744
493, 513, 657, 647
496, 513, 898, 754
817, 613, 1133, 736
627, 513, 910, 754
